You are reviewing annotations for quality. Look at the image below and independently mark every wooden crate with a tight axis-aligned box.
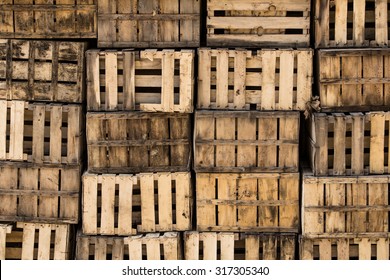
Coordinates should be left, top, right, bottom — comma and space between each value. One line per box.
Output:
87, 112, 191, 173
0, 222, 73, 260
314, 0, 390, 48
300, 236, 390, 260
206, 0, 310, 47
197, 49, 312, 111
97, 0, 200, 48
0, 101, 83, 165
318, 49, 390, 111
0, 39, 86, 103
195, 111, 299, 173
302, 171, 390, 237
75, 232, 182, 260
82, 172, 192, 235
196, 173, 299, 233
87, 49, 194, 113
0, 164, 81, 224
308, 111, 390, 175
0, 1, 96, 39
185, 232, 296, 260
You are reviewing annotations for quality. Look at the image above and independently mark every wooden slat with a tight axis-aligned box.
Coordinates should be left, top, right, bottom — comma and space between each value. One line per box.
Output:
263, 235, 277, 260
279, 117, 298, 169
184, 232, 199, 260
260, 51, 276, 109
216, 50, 229, 108
49, 106, 62, 163
105, 52, 118, 110
83, 174, 98, 234
314, 114, 328, 175
123, 51, 136, 110
278, 51, 294, 110
37, 224, 51, 260
319, 239, 331, 260
220, 233, 235, 260
337, 239, 349, 260
32, 106, 45, 163
145, 234, 160, 260
216, 117, 235, 167
375, 0, 388, 46
353, 0, 366, 45
237, 118, 256, 167
297, 50, 312, 109
279, 175, 299, 229
325, 183, 346, 233
218, 177, 236, 227
39, 168, 58, 219
258, 177, 277, 228
377, 238, 389, 260
161, 51, 175, 112
245, 235, 259, 260
175, 173, 191, 230
87, 51, 101, 110
333, 115, 346, 175
258, 117, 277, 169
196, 175, 216, 230
140, 174, 155, 232
0, 101, 7, 160
335, 0, 347, 45
66, 106, 81, 164
0, 167, 17, 218
202, 233, 217, 260
351, 113, 365, 174
127, 236, 142, 260
21, 223, 35, 260
303, 181, 324, 234
100, 175, 115, 235
178, 51, 193, 112
198, 49, 211, 108
369, 113, 385, 173
358, 238, 371, 260
158, 173, 173, 231
117, 175, 133, 235
18, 168, 38, 218
9, 101, 24, 160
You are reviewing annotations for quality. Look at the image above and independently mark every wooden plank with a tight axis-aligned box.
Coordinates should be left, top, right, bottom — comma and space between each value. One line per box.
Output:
245, 235, 259, 260
105, 52, 118, 110
158, 173, 173, 231
149, 118, 169, 167
280, 235, 295, 260
53, 225, 69, 260
21, 223, 35, 260
128, 236, 142, 260
347, 183, 367, 233
83, 174, 98, 234
9, 101, 24, 160
258, 177, 278, 228
375, 0, 388, 46
112, 238, 124, 260
303, 181, 324, 234
159, 0, 179, 43
216, 117, 235, 167
195, 115, 215, 168
263, 235, 276, 260
49, 106, 62, 163
138, 0, 158, 43
233, 51, 247, 109
163, 233, 178, 260
170, 117, 190, 167
0, 101, 7, 159
161, 51, 175, 112
369, 113, 385, 173
39, 168, 58, 219
358, 238, 371, 260
363, 55, 384, 106
368, 183, 387, 232
98, 0, 116, 46
351, 113, 365, 174
174, 173, 191, 230
18, 168, 38, 218
334, 0, 347, 45
337, 239, 349, 260
178, 51, 193, 112
353, 0, 366, 45
300, 239, 313, 260
95, 238, 107, 260
278, 51, 294, 110
128, 119, 148, 168
100, 175, 115, 235
297, 50, 312, 109
117, 175, 133, 235
32, 105, 45, 163
117, 0, 138, 45
145, 234, 160, 260
260, 51, 276, 109
319, 239, 331, 260
333, 115, 346, 175
140, 174, 155, 232
37, 224, 51, 260
66, 106, 81, 164
279, 175, 299, 229
202, 233, 217, 260
60, 168, 79, 223
325, 183, 346, 233
196, 175, 216, 230
314, 114, 329, 175
237, 118, 256, 167
184, 232, 199, 260
180, 0, 199, 43
0, 167, 17, 218
87, 51, 101, 110
107, 118, 128, 168
341, 56, 362, 107
198, 49, 212, 108
219, 233, 235, 260
218, 176, 236, 228
279, 117, 298, 170
258, 117, 277, 169
123, 51, 136, 110
377, 238, 389, 260
216, 50, 229, 108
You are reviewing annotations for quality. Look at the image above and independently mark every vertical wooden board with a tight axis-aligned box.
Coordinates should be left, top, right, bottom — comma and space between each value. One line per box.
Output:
95, 238, 107, 260
83, 175, 98, 234
87, 117, 107, 169
245, 235, 259, 260
369, 113, 385, 173
32, 105, 45, 163
216, 50, 229, 108
375, 0, 388, 46
87, 51, 101, 110
56, 0, 76, 34
332, 115, 346, 175
0, 226, 9, 260
262, 235, 277, 260
34, 0, 54, 35
237, 118, 256, 167
175, 173, 191, 231
170, 116, 189, 168
217, 176, 236, 227
219, 233, 235, 260
260, 51, 276, 110
100, 175, 116, 235
9, 101, 24, 160
180, 0, 199, 42
18, 168, 38, 218
376, 239, 389, 260
75, 236, 90, 260
314, 115, 329, 175
341, 56, 362, 106
37, 224, 51, 260
105, 52, 118, 110
161, 51, 175, 112
325, 183, 346, 233
14, 0, 34, 35
300, 239, 313, 260
303, 182, 324, 234
358, 239, 371, 260
351, 113, 365, 174
216, 117, 235, 168
278, 51, 294, 110
128, 119, 148, 168
368, 183, 387, 232
233, 51, 247, 109
123, 51, 136, 110
112, 238, 124, 260
0, 167, 17, 217
353, 0, 366, 45
66, 106, 81, 164
337, 239, 349, 260
318, 239, 332, 260
385, 55, 390, 105
163, 234, 178, 260
140, 174, 156, 232
54, 225, 69, 260
127, 236, 142, 260
178, 51, 194, 112
334, 0, 348, 45
21, 223, 35, 260
279, 176, 299, 229
202, 233, 217, 260
49, 106, 62, 163
363, 56, 383, 105
280, 235, 295, 260
0, 0, 13, 34
321, 57, 340, 107
157, 173, 173, 231
238, 178, 258, 228
347, 183, 367, 233
39, 169, 58, 219
150, 118, 170, 167
0, 100, 7, 159
97, 0, 116, 45
60, 168, 79, 222
196, 175, 216, 229
117, 0, 138, 44
258, 118, 277, 169
146, 234, 160, 260
198, 50, 211, 108
138, 0, 158, 43
117, 175, 133, 236
297, 51, 312, 109
107, 118, 128, 168
258, 177, 278, 228
195, 116, 215, 168
279, 117, 299, 169
184, 232, 199, 260
315, 0, 330, 47
159, 0, 179, 42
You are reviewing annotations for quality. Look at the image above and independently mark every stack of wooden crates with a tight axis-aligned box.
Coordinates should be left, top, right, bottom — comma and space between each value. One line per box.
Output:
75, 0, 199, 260
187, 0, 312, 260
301, 0, 390, 260
0, 1, 95, 260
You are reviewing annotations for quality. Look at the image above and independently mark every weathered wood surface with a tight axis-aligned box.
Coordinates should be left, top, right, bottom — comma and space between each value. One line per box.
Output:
87, 49, 194, 112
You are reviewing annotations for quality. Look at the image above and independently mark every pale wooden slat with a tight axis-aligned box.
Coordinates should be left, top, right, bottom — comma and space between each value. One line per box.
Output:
260, 51, 276, 109
100, 175, 116, 235
82, 174, 98, 234
184, 232, 199, 260
174, 173, 191, 230
218, 176, 236, 228
233, 51, 247, 109
9, 101, 24, 160
296, 51, 312, 109
319, 239, 331, 260
278, 51, 294, 110
161, 51, 175, 112
158, 173, 173, 231
140, 174, 155, 232
198, 49, 212, 108
32, 105, 45, 163
369, 113, 385, 173
127, 236, 142, 260
117, 175, 133, 235
358, 238, 371, 260
87, 51, 101, 110
333, 115, 346, 175
53, 224, 69, 260
263, 235, 277, 260
49, 105, 62, 163
146, 234, 160, 260
37, 224, 51, 260
21, 223, 35, 260
123, 51, 136, 110
202, 233, 217, 260
303, 181, 324, 234
95, 238, 107, 260
0, 100, 7, 159
335, 0, 348, 45
377, 238, 389, 260
216, 50, 229, 108
337, 239, 349, 260
245, 235, 259, 260
351, 113, 365, 174
112, 238, 124, 260
105, 52, 118, 110
353, 0, 366, 45
178, 51, 193, 112
219, 233, 235, 260
162, 232, 178, 260
375, 0, 388, 46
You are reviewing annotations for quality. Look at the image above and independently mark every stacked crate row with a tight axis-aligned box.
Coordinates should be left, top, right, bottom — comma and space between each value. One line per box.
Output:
301, 0, 390, 260
188, 0, 312, 260
0, 33, 87, 260
75, 0, 199, 260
